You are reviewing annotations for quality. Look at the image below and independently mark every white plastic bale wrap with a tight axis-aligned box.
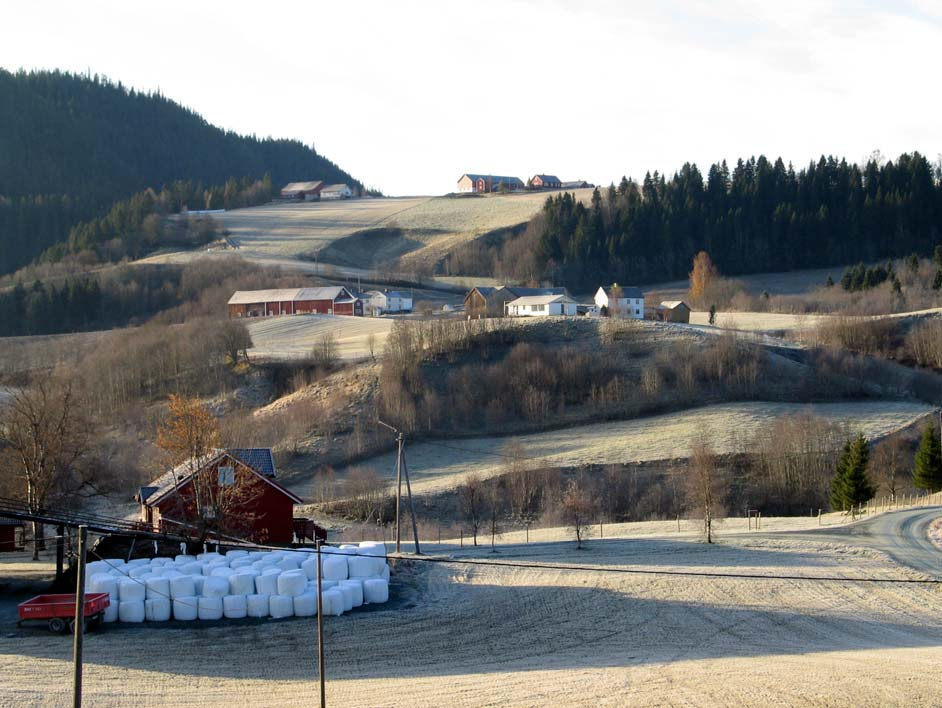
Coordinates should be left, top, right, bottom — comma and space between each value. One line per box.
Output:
339, 544, 359, 551
251, 560, 272, 571
128, 565, 151, 579
118, 601, 145, 623
277, 571, 307, 597
192, 575, 207, 596
363, 578, 389, 604
340, 580, 364, 607
223, 594, 248, 619
173, 596, 198, 621
202, 576, 229, 599
381, 564, 390, 582
357, 542, 387, 558
145, 598, 172, 621
145, 576, 171, 601
246, 594, 270, 618
180, 562, 203, 575
169, 575, 196, 600
322, 555, 348, 581
198, 552, 223, 562
162, 569, 184, 580
269, 594, 294, 619
301, 557, 319, 580
293, 593, 318, 617
262, 566, 282, 576
128, 558, 151, 566
174, 554, 197, 564
89, 574, 119, 603
322, 589, 344, 616
255, 573, 278, 596
210, 566, 236, 579
228, 571, 258, 596
226, 550, 249, 559
346, 555, 379, 578
338, 584, 355, 612
198, 596, 224, 620
118, 577, 146, 602
275, 558, 300, 572
86, 561, 109, 577
229, 558, 253, 570
248, 550, 268, 559
102, 603, 119, 623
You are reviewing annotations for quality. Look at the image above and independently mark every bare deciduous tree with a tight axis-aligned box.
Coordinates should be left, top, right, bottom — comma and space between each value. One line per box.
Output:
459, 472, 484, 546
218, 319, 253, 364
872, 436, 909, 502
561, 476, 595, 549
683, 435, 729, 543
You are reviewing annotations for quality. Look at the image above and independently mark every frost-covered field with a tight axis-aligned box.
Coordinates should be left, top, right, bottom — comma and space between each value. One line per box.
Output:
337, 400, 932, 496
246, 314, 394, 361
4, 529, 942, 707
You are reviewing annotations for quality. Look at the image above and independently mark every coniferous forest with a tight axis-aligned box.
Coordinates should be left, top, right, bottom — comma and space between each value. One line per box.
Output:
0, 69, 363, 274
535, 154, 942, 289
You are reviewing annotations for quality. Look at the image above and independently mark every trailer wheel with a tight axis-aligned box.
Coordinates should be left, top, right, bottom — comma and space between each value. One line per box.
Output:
48, 617, 67, 633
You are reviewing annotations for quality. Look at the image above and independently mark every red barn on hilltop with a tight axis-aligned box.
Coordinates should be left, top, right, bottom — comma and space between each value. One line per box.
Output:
227, 287, 363, 318
136, 448, 302, 544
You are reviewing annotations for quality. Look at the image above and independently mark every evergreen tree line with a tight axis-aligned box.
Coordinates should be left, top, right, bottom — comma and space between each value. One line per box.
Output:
830, 424, 942, 511
535, 153, 942, 290
0, 68, 365, 274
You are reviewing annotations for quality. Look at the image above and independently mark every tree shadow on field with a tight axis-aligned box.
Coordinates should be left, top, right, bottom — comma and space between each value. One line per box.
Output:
446, 536, 842, 568
5, 571, 942, 684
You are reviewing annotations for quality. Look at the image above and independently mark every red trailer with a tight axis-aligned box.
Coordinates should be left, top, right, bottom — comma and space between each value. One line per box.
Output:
18, 593, 110, 633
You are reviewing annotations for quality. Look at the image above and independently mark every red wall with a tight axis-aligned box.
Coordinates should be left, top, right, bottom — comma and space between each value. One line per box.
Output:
0, 526, 18, 552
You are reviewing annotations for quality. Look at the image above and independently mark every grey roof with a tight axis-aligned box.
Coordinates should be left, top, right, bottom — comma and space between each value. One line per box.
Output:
228, 287, 351, 305
281, 181, 323, 194
561, 180, 593, 189
385, 291, 411, 298
321, 183, 351, 193
506, 294, 577, 306
599, 285, 644, 299
502, 286, 570, 298
532, 174, 561, 183
460, 174, 525, 186
659, 300, 690, 309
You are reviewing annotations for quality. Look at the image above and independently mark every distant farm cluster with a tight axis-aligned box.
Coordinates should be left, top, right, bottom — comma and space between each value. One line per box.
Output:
456, 173, 594, 194
278, 181, 354, 201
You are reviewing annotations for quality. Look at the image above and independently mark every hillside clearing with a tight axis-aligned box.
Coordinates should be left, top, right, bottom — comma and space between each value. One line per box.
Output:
3, 529, 941, 707
328, 400, 933, 497
246, 314, 394, 361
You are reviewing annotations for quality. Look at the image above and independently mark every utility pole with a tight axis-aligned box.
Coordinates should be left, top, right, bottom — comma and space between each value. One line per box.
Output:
315, 540, 326, 708
377, 419, 421, 554
73, 525, 88, 708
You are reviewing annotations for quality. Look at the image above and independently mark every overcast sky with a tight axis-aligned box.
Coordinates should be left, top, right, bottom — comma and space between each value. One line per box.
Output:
2, 0, 941, 195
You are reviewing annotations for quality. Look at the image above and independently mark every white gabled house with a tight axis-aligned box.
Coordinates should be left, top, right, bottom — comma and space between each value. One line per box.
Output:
505, 293, 578, 317
594, 284, 644, 319
363, 289, 413, 314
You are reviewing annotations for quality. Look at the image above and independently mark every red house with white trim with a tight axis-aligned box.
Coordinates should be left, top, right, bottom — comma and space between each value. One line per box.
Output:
136, 448, 302, 544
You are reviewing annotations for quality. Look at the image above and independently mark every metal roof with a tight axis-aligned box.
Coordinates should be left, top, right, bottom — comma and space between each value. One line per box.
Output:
229, 448, 276, 477
532, 174, 561, 183
459, 174, 525, 185
281, 181, 323, 194
501, 286, 570, 298
228, 287, 351, 305
295, 286, 349, 301
321, 183, 350, 193
506, 294, 577, 306
659, 301, 689, 309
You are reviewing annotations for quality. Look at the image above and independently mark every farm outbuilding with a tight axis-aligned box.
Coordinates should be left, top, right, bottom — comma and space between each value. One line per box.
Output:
363, 290, 413, 314
505, 293, 578, 317
655, 301, 691, 323
227, 287, 363, 318
320, 184, 353, 200
464, 285, 570, 318
280, 181, 324, 200
0, 518, 24, 552
528, 174, 562, 190
456, 174, 525, 193
136, 448, 302, 544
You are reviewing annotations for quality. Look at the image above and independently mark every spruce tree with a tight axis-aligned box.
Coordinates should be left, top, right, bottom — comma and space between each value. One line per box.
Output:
934, 269, 942, 291
831, 435, 874, 510
913, 423, 942, 492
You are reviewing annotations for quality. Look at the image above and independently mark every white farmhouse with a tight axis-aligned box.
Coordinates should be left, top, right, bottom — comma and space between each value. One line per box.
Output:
320, 184, 353, 200
363, 289, 413, 314
594, 284, 644, 319
505, 293, 578, 317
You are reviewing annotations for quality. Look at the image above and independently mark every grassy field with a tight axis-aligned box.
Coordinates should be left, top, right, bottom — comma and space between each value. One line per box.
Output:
327, 400, 933, 497
4, 527, 942, 707
246, 314, 394, 362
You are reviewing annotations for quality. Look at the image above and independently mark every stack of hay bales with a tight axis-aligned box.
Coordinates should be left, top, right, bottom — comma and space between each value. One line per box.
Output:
84, 542, 392, 624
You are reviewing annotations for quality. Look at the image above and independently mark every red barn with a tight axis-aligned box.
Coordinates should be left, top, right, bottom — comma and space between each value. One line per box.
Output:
136, 448, 302, 544
228, 287, 363, 318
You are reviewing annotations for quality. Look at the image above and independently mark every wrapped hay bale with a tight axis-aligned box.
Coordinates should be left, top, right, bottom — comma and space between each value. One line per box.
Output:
277, 570, 307, 597
381, 564, 390, 582
102, 603, 119, 623
169, 575, 196, 600
192, 575, 207, 596
269, 594, 294, 619
127, 558, 151, 567
347, 555, 379, 579
90, 574, 119, 603
223, 594, 248, 619
322, 589, 344, 616
338, 584, 355, 612
202, 576, 229, 599
119, 577, 146, 603
145, 576, 171, 601
174, 554, 196, 564
210, 566, 236, 579
118, 600, 145, 623
357, 542, 387, 558
293, 593, 318, 617
228, 572, 257, 596
275, 557, 300, 572
162, 569, 184, 580
301, 557, 320, 580
255, 573, 278, 596
246, 594, 270, 618
128, 565, 151, 579
226, 550, 249, 559
363, 579, 389, 604
197, 596, 224, 620
340, 580, 364, 607
172, 596, 198, 621
145, 598, 172, 622
322, 555, 348, 581
197, 552, 222, 562
86, 561, 109, 577
180, 562, 203, 575
229, 558, 253, 570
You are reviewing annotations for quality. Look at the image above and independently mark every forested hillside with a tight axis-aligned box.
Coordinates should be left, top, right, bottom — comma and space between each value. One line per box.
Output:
532, 154, 942, 289
0, 69, 363, 274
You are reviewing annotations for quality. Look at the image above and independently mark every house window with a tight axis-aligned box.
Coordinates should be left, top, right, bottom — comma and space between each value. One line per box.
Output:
532, 304, 545, 312
218, 466, 235, 487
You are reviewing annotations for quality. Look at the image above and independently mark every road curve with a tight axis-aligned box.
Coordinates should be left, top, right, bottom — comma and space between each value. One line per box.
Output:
782, 506, 942, 577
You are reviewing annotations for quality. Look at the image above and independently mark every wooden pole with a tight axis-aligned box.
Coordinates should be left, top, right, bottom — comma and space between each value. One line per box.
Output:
56, 524, 65, 583
316, 540, 326, 708
72, 525, 87, 708
400, 442, 421, 554
395, 433, 403, 554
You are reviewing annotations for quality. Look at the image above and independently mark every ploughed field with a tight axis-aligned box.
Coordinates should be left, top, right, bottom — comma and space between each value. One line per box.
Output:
328, 400, 933, 497
3, 527, 942, 707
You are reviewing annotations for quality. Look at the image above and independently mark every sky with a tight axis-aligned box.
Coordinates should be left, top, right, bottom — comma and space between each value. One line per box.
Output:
2, 0, 941, 195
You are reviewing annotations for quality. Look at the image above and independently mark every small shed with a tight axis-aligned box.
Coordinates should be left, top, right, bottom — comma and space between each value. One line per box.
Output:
655, 301, 691, 323
0, 518, 24, 552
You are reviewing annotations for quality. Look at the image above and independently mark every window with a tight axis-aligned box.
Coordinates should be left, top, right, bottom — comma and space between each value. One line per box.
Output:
635, 309, 641, 315
532, 304, 545, 312
218, 466, 235, 487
